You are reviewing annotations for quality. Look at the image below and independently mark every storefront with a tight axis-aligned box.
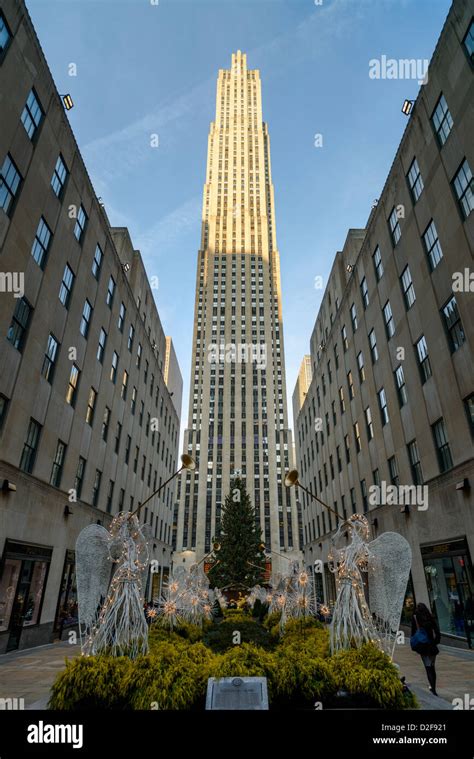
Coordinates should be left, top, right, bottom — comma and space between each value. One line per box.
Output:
54, 550, 78, 639
0, 540, 52, 652
421, 538, 474, 639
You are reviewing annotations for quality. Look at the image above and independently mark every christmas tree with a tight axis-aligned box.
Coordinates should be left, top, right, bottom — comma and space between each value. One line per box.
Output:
208, 477, 266, 589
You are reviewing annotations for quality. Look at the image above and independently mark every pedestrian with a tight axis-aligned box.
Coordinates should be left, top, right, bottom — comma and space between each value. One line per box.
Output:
410, 602, 441, 696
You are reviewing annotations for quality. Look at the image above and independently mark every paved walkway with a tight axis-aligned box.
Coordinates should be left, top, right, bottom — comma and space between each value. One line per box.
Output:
393, 641, 474, 710
0, 638, 473, 710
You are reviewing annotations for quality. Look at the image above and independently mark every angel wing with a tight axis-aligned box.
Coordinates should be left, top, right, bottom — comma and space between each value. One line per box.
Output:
76, 523, 112, 650
367, 531, 412, 656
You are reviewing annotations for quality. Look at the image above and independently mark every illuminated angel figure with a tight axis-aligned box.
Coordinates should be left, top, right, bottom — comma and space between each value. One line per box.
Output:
329, 514, 411, 657
76, 512, 151, 658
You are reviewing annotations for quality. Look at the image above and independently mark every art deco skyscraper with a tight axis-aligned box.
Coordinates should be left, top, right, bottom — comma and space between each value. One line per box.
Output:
173, 51, 302, 573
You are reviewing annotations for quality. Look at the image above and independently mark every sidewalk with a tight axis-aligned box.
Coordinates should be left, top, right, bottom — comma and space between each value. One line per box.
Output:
0, 638, 473, 710
393, 641, 474, 710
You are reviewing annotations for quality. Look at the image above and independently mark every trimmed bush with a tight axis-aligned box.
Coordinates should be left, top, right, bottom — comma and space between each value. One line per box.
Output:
48, 655, 132, 710
203, 618, 275, 653
208, 643, 277, 694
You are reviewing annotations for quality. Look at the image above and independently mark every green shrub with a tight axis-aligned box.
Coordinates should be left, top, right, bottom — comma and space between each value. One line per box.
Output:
271, 647, 336, 706
203, 618, 274, 653
48, 655, 132, 710
209, 643, 277, 694
328, 643, 417, 709
123, 642, 213, 710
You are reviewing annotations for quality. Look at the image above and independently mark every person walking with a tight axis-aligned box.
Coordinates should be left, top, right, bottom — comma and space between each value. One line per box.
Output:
411, 603, 441, 696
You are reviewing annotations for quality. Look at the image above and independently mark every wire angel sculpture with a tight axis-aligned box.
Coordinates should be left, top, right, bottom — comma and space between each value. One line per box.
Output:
247, 562, 316, 632
156, 563, 215, 628
328, 514, 411, 657
76, 512, 151, 658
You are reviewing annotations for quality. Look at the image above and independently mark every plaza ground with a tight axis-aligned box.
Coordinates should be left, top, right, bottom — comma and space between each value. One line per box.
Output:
0, 638, 473, 710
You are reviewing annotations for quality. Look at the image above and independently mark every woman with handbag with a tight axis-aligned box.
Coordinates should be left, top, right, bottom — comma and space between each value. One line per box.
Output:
410, 602, 441, 696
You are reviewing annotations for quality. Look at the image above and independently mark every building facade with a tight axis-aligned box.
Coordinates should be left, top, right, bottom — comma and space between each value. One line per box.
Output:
173, 51, 301, 574
292, 355, 312, 430
0, 0, 181, 652
293, 0, 474, 643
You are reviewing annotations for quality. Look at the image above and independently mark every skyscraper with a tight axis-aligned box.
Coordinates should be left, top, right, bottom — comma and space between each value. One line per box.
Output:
173, 51, 302, 574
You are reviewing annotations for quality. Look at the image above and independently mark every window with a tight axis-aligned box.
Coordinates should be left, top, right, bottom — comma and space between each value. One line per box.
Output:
114, 422, 122, 454
66, 364, 80, 406
73, 205, 87, 243
0, 154, 22, 215
50, 440, 67, 487
75, 457, 86, 499
96, 328, 107, 363
341, 325, 348, 351
407, 440, 423, 485
431, 94, 453, 146
373, 246, 383, 281
388, 208, 401, 246
368, 329, 378, 363
339, 386, 346, 413
131, 386, 137, 415
0, 394, 8, 430
80, 299, 93, 338
124, 435, 131, 464
31, 217, 52, 268
118, 302, 126, 332
345, 434, 351, 463
106, 480, 115, 514
394, 365, 407, 407
42, 333, 59, 383
86, 387, 97, 425
373, 468, 380, 487
110, 352, 119, 383
388, 456, 399, 486
357, 351, 365, 382
432, 418, 453, 473
20, 419, 42, 473
128, 324, 135, 351
92, 244, 103, 279
354, 421, 361, 453
452, 159, 473, 219
7, 297, 31, 351
51, 155, 68, 198
415, 335, 432, 384
92, 469, 102, 507
383, 301, 395, 339
360, 277, 369, 309
365, 407, 374, 440
101, 407, 111, 442
360, 480, 368, 513
400, 266, 416, 309
59, 264, 75, 308
350, 303, 358, 332
21, 89, 43, 140
378, 387, 389, 426
422, 220, 443, 271
464, 394, 474, 438
347, 370, 354, 400
441, 296, 465, 352
106, 276, 116, 308
407, 157, 424, 202
0, 12, 12, 56
136, 342, 142, 368
121, 370, 129, 400
463, 19, 474, 62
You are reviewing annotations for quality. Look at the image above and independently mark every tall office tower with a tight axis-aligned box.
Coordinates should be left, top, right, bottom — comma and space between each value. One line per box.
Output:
173, 51, 301, 574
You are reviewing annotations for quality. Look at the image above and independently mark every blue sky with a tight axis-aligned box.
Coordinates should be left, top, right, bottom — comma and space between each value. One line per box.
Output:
27, 0, 451, 435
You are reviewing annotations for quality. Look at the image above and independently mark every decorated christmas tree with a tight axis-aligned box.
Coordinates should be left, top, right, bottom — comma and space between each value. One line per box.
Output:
208, 477, 266, 589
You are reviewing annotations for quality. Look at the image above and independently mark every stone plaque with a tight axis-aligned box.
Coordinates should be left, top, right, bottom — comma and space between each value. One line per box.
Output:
205, 677, 269, 710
